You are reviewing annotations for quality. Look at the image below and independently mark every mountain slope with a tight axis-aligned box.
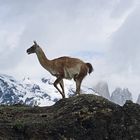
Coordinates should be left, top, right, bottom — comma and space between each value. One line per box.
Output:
0, 74, 97, 106
0, 74, 53, 106
0, 74, 136, 106
0, 94, 139, 140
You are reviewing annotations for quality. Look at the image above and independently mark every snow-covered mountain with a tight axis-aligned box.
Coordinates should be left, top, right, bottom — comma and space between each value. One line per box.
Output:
0, 74, 54, 106
94, 81, 110, 100
0, 74, 136, 106
111, 88, 133, 106
0, 74, 97, 106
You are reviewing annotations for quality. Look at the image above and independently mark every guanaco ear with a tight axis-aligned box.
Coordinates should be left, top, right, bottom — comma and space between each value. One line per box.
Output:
33, 41, 37, 45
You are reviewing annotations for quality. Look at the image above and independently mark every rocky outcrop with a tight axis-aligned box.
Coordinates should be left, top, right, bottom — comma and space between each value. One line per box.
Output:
0, 94, 139, 140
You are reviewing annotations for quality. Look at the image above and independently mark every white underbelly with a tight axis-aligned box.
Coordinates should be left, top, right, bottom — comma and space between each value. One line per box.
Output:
64, 67, 80, 79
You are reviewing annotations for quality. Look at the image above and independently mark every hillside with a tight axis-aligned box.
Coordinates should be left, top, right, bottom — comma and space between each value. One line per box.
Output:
0, 94, 139, 140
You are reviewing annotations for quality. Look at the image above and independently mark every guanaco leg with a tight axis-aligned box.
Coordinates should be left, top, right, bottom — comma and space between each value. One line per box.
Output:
75, 79, 82, 95
54, 77, 65, 98
59, 79, 65, 94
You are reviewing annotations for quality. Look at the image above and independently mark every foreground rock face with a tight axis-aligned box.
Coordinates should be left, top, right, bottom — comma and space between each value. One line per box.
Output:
0, 94, 140, 140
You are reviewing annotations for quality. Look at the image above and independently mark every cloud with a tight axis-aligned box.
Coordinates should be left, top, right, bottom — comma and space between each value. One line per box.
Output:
110, 0, 135, 18
101, 5, 140, 100
1, 0, 113, 69
109, 6, 140, 74
0, 0, 136, 67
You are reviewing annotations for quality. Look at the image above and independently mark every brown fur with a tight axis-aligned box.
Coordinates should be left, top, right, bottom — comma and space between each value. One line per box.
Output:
27, 41, 93, 98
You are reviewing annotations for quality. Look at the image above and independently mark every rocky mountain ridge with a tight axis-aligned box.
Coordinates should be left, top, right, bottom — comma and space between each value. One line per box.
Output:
94, 82, 134, 106
111, 88, 133, 106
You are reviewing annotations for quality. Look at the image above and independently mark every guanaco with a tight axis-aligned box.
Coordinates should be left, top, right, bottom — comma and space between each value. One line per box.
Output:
27, 41, 93, 98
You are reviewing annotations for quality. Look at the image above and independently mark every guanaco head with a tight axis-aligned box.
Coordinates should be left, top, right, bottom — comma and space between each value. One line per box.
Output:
27, 41, 39, 54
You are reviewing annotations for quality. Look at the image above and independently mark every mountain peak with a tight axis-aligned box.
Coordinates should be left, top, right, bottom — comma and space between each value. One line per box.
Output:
94, 81, 110, 100
111, 88, 133, 106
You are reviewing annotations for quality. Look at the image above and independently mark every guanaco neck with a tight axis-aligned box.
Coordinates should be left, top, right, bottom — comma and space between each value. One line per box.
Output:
35, 47, 51, 70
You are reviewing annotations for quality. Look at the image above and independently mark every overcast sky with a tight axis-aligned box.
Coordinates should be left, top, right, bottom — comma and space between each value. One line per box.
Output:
0, 0, 140, 100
